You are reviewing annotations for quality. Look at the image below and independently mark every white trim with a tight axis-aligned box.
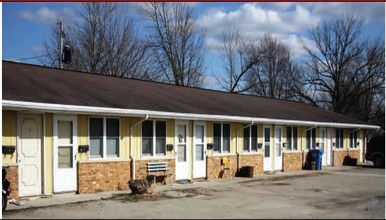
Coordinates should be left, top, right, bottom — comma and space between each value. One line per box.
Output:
3, 100, 380, 129
42, 112, 46, 195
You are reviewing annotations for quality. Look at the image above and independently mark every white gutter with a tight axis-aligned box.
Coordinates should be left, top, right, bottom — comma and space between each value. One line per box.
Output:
129, 114, 149, 180
2, 100, 380, 130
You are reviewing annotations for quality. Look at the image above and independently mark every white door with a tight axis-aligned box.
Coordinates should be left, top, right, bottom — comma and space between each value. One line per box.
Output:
19, 114, 42, 197
274, 126, 283, 171
53, 115, 77, 193
263, 126, 272, 172
320, 129, 327, 166
175, 121, 190, 180
193, 122, 206, 179
326, 128, 333, 166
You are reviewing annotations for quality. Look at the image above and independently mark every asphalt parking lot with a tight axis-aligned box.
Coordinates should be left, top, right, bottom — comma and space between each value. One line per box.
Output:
2, 165, 385, 219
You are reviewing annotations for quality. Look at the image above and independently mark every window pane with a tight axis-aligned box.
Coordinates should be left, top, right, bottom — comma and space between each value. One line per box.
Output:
177, 125, 186, 143
223, 124, 230, 153
142, 121, 153, 137
58, 121, 72, 145
287, 127, 292, 150
142, 121, 153, 155
90, 118, 103, 136
177, 144, 186, 162
213, 137, 221, 152
156, 121, 166, 137
265, 128, 270, 142
312, 128, 316, 149
195, 125, 204, 143
58, 146, 72, 168
251, 125, 258, 152
264, 143, 270, 157
306, 130, 311, 150
195, 144, 204, 161
107, 119, 119, 136
107, 138, 119, 157
90, 138, 102, 158
243, 127, 250, 152
213, 123, 221, 152
90, 118, 103, 158
223, 136, 230, 153
142, 138, 152, 156
293, 127, 298, 151
156, 138, 166, 155
107, 119, 119, 157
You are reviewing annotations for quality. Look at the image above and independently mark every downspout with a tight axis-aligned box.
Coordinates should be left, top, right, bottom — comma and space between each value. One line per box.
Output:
130, 114, 148, 180
236, 121, 254, 173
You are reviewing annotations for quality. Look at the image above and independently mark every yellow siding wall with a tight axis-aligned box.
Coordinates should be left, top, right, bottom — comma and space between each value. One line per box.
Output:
77, 115, 89, 161
206, 122, 213, 156
166, 119, 174, 158
44, 113, 53, 195
2, 111, 17, 164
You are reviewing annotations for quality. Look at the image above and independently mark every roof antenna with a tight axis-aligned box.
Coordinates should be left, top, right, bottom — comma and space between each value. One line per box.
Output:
58, 20, 65, 69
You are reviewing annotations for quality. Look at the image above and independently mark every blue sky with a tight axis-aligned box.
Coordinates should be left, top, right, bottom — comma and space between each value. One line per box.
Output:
2, 2, 385, 89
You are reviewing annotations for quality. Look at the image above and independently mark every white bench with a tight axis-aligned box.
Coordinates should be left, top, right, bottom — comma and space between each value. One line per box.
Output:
147, 162, 173, 192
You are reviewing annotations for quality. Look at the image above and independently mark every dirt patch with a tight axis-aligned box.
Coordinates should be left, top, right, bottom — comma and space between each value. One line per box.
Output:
108, 187, 213, 203
239, 172, 328, 185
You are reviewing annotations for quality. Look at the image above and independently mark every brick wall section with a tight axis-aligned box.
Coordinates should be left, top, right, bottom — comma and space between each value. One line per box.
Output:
2, 165, 18, 200
206, 155, 237, 179
134, 159, 175, 185
283, 152, 303, 172
77, 161, 131, 193
348, 150, 360, 165
333, 150, 349, 166
239, 154, 263, 176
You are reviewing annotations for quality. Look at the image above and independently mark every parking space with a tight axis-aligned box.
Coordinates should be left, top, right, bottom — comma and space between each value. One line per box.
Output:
3, 166, 385, 219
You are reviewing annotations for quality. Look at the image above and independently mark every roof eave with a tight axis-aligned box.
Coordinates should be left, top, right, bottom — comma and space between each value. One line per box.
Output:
2, 100, 380, 130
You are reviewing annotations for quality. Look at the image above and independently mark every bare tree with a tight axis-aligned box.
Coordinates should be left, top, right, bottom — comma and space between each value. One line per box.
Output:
139, 2, 205, 87
42, 2, 152, 79
301, 13, 385, 125
216, 26, 264, 93
245, 33, 296, 99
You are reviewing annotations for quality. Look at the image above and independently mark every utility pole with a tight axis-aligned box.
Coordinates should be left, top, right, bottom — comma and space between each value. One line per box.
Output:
58, 20, 65, 69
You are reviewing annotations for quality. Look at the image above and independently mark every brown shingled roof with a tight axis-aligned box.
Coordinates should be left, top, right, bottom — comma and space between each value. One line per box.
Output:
2, 61, 372, 126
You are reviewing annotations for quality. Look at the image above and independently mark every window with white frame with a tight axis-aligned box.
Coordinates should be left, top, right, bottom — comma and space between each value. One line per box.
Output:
336, 128, 344, 149
320, 129, 325, 149
286, 126, 298, 151
89, 117, 120, 159
142, 120, 166, 157
213, 123, 230, 153
350, 131, 357, 149
243, 125, 258, 152
306, 128, 316, 150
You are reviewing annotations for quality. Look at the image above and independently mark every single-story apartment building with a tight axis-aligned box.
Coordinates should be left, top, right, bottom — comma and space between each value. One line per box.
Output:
2, 61, 380, 200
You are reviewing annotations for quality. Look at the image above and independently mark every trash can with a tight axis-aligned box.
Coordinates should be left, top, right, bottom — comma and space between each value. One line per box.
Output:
315, 149, 324, 170
245, 166, 254, 177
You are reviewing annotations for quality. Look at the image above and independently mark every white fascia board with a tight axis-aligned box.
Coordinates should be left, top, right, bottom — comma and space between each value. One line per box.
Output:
2, 100, 380, 130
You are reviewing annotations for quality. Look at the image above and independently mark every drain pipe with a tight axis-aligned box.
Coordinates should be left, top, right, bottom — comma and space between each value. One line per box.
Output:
236, 121, 255, 172
130, 114, 149, 180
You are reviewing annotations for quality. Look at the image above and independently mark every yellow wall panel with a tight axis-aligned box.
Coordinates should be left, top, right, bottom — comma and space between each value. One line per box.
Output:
77, 115, 89, 161
44, 113, 53, 195
2, 111, 17, 164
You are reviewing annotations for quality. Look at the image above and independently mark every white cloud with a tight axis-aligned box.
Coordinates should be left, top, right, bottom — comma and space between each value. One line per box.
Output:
199, 3, 320, 55
18, 6, 76, 24
198, 2, 383, 58
18, 7, 59, 24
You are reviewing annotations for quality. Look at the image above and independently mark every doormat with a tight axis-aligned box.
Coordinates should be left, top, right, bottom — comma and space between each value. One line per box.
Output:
176, 179, 192, 184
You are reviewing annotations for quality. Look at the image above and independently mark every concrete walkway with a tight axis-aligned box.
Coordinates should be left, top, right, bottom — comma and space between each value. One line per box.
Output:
5, 165, 361, 212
